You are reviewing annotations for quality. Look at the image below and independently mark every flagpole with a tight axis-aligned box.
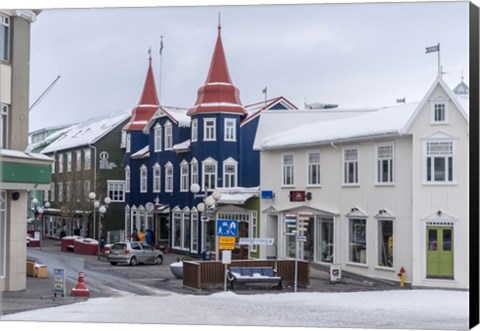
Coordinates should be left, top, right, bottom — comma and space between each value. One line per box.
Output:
437, 43, 441, 77
159, 35, 163, 104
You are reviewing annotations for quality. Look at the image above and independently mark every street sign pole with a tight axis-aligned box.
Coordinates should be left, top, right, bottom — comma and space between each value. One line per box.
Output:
295, 218, 298, 293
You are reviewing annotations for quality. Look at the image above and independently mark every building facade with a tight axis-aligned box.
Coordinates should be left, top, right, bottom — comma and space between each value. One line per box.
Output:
255, 76, 469, 289
0, 9, 53, 292
124, 23, 297, 259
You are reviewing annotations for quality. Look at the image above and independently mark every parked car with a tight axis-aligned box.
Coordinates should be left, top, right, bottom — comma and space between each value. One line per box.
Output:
107, 241, 164, 266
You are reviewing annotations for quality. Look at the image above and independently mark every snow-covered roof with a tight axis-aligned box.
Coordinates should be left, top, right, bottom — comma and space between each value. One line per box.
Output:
41, 109, 132, 154
144, 106, 191, 132
0, 149, 53, 162
26, 124, 76, 152
241, 96, 298, 127
131, 145, 150, 159
215, 187, 259, 205
172, 139, 191, 152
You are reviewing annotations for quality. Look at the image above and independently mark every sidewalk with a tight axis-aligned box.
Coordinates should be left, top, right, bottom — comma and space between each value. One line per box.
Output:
1, 238, 401, 316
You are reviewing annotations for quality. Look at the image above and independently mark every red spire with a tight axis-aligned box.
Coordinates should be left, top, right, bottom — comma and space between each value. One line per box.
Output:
188, 18, 246, 116
124, 50, 160, 131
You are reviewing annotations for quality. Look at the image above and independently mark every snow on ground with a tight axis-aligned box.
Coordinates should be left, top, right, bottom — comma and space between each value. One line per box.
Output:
1, 289, 469, 331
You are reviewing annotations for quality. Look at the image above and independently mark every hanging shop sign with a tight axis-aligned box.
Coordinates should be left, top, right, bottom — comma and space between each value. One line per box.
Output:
289, 191, 305, 202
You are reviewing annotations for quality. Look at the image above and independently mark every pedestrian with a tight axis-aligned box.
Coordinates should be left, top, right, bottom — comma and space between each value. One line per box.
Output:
132, 228, 139, 242
138, 227, 146, 243
145, 229, 154, 246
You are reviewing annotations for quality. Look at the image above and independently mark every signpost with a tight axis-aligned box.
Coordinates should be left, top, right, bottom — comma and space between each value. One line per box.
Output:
217, 220, 238, 291
53, 268, 66, 298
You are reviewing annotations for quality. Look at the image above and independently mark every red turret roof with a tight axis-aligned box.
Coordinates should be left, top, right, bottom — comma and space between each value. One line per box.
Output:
124, 53, 160, 131
187, 23, 246, 116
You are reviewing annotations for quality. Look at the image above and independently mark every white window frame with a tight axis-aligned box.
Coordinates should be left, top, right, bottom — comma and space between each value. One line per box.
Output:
223, 157, 238, 188
140, 165, 148, 193
204, 118, 216, 141
120, 130, 127, 148
191, 158, 199, 186
66, 152, 72, 172
430, 97, 449, 124
348, 218, 367, 265
224, 118, 236, 142
376, 218, 394, 269
307, 151, 321, 187
58, 154, 64, 173
153, 163, 161, 193
282, 154, 294, 187
0, 15, 10, 62
126, 133, 131, 153
57, 182, 63, 202
66, 181, 71, 201
202, 158, 217, 191
424, 140, 455, 184
165, 162, 174, 192
76, 150, 82, 171
125, 166, 130, 193
164, 121, 173, 150
108, 180, 125, 202
84, 180, 90, 201
343, 147, 359, 185
0, 104, 8, 149
84, 149, 91, 170
180, 160, 189, 192
154, 123, 162, 152
191, 119, 198, 143
375, 143, 394, 185
51, 183, 55, 202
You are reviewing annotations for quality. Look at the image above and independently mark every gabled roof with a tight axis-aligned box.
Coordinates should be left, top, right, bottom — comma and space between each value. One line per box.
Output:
26, 124, 77, 153
41, 108, 132, 154
123, 54, 160, 131
187, 22, 246, 116
241, 96, 298, 126
143, 105, 190, 133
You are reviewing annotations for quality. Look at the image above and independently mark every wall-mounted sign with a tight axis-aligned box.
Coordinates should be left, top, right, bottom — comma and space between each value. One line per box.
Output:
261, 190, 274, 199
99, 151, 117, 170
289, 191, 305, 202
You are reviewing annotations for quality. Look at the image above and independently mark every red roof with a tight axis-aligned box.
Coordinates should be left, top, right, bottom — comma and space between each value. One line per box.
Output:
188, 23, 246, 116
124, 55, 159, 131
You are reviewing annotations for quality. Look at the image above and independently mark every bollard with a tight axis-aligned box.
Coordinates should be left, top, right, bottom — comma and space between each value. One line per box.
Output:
71, 272, 90, 297
397, 267, 405, 288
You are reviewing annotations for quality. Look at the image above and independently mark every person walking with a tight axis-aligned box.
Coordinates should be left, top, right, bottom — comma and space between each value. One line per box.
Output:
138, 228, 146, 243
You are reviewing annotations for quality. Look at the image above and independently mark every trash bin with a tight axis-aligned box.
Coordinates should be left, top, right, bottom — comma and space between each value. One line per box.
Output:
202, 250, 211, 261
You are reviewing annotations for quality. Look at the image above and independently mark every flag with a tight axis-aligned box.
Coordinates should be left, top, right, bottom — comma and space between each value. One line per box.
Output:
160, 36, 164, 56
262, 87, 267, 94
425, 44, 440, 53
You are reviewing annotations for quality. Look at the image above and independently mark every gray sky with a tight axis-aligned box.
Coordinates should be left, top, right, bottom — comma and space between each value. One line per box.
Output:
14, 1, 470, 132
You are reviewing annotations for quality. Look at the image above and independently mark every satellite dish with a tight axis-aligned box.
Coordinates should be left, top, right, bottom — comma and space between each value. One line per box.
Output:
145, 202, 154, 213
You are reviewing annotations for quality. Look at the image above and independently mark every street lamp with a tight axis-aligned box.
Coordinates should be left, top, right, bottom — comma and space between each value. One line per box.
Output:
89, 192, 111, 241
31, 198, 50, 248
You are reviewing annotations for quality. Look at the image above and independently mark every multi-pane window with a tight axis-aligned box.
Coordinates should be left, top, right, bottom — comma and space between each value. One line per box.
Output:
140, 165, 148, 193
125, 166, 130, 193
66, 152, 72, 172
0, 190, 6, 278
154, 124, 162, 152
164, 122, 173, 150
343, 148, 359, 184
58, 154, 64, 173
282, 154, 294, 186
191, 211, 199, 251
432, 102, 448, 124
57, 182, 63, 202
378, 220, 393, 268
204, 118, 216, 141
203, 160, 217, 191
425, 141, 454, 183
224, 118, 236, 141
180, 162, 189, 192
191, 119, 198, 142
182, 211, 191, 250
165, 163, 173, 192
0, 104, 8, 149
51, 183, 55, 202
307, 152, 321, 186
1, 15, 10, 62
66, 181, 71, 201
173, 211, 181, 248
316, 218, 334, 263
349, 218, 366, 264
84, 180, 90, 201
84, 149, 91, 170
76, 150, 82, 170
191, 159, 198, 186
153, 164, 161, 193
223, 159, 237, 188
120, 130, 127, 148
108, 180, 125, 202
376, 144, 394, 184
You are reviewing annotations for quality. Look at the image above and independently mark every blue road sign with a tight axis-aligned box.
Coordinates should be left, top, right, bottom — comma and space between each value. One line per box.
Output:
216, 220, 238, 237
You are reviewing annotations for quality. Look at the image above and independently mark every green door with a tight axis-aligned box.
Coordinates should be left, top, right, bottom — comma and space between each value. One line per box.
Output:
426, 226, 454, 279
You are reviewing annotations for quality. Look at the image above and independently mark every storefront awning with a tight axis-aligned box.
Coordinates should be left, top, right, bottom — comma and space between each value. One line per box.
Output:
217, 193, 256, 205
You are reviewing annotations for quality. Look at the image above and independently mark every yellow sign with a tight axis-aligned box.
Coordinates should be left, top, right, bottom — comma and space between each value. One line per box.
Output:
219, 236, 236, 250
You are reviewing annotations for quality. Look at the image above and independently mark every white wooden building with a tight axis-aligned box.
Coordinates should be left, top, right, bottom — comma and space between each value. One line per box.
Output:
254, 76, 469, 289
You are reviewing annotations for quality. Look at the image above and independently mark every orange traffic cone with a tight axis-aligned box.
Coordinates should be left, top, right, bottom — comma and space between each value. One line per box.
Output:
71, 272, 90, 297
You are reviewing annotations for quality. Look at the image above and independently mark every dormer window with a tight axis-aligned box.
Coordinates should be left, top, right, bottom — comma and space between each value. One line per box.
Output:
191, 119, 198, 143
164, 121, 173, 150
154, 123, 162, 152
431, 97, 449, 124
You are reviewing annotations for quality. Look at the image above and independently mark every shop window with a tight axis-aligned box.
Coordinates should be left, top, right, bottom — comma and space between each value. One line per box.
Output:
349, 218, 366, 264
377, 220, 393, 267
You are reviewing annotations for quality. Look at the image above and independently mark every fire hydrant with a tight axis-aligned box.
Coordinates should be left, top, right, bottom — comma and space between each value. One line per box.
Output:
397, 267, 406, 288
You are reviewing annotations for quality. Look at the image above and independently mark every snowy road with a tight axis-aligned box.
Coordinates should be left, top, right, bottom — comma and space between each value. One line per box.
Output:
2, 289, 468, 330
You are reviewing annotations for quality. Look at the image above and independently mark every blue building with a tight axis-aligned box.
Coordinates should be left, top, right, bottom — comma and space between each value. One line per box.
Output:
124, 22, 296, 259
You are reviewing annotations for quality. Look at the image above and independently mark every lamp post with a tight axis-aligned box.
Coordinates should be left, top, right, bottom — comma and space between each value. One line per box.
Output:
190, 184, 222, 259
88, 192, 111, 243
31, 198, 50, 248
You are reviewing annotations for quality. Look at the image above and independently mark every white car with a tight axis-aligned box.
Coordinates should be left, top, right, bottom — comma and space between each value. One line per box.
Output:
107, 241, 164, 266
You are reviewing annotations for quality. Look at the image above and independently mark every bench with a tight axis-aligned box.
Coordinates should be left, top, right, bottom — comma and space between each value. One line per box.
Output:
227, 266, 283, 290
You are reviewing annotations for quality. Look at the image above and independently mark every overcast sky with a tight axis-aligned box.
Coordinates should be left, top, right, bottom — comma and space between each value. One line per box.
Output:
11, 1, 470, 133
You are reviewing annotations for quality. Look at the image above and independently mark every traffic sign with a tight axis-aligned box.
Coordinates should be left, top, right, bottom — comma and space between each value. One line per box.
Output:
219, 236, 236, 250
216, 220, 238, 237
238, 238, 274, 246
222, 250, 232, 264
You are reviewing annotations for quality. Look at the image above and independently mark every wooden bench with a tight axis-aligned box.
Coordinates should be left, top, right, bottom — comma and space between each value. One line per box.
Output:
227, 266, 283, 290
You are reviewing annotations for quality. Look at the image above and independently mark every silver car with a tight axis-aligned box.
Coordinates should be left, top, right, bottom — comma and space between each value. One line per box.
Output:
107, 241, 164, 266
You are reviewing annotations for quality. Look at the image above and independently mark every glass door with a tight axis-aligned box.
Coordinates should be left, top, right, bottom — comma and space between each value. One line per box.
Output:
426, 226, 454, 279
